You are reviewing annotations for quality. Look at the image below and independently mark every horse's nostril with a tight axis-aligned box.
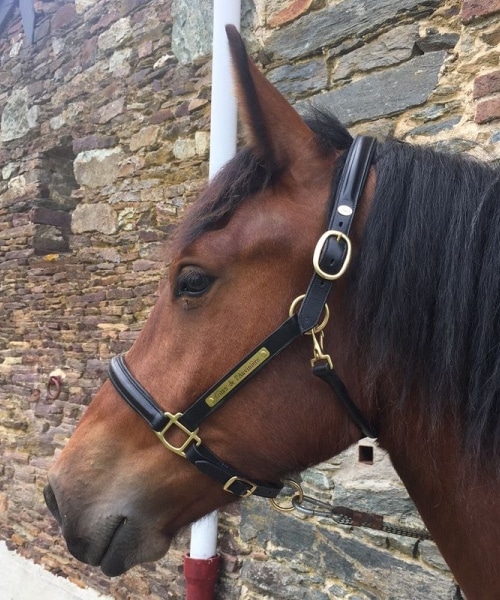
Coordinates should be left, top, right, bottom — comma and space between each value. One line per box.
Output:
44, 483, 62, 526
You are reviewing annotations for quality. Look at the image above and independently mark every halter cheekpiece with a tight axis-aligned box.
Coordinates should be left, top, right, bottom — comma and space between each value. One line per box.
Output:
108, 136, 378, 499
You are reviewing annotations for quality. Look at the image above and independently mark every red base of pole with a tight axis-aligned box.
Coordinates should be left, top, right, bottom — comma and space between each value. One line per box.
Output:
184, 553, 220, 600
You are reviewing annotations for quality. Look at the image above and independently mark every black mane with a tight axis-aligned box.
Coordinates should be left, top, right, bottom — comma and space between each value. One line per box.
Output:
352, 138, 500, 465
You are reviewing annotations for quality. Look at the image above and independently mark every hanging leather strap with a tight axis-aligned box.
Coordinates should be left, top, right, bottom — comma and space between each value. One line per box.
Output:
312, 363, 378, 439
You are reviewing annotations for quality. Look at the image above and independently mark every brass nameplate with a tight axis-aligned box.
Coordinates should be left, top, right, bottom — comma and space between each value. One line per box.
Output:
205, 348, 270, 408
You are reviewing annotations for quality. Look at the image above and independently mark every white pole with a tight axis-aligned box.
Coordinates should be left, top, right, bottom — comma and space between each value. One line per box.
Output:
208, 0, 240, 180
188, 0, 241, 562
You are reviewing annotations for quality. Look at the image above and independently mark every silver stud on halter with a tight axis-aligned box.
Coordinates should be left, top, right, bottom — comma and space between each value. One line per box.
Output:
337, 205, 353, 216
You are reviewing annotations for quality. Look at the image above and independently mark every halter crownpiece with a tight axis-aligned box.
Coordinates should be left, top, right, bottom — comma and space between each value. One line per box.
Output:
108, 136, 378, 498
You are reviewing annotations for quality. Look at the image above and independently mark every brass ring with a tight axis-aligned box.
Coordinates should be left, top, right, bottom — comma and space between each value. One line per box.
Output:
289, 294, 305, 318
289, 294, 330, 334
269, 479, 304, 513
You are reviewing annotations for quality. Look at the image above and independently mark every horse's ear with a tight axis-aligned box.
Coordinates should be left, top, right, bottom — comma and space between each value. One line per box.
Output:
225, 25, 317, 171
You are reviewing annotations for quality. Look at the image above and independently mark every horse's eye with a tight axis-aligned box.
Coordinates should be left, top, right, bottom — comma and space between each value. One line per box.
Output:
175, 269, 213, 297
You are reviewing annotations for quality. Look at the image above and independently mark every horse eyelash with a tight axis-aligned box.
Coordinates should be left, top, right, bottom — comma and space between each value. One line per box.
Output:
174, 269, 213, 298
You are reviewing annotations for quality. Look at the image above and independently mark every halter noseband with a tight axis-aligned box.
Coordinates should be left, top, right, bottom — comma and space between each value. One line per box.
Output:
108, 136, 378, 499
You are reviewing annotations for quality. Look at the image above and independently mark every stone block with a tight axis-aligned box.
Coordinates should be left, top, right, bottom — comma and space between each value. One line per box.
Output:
267, 56, 328, 99
97, 17, 132, 51
405, 116, 461, 137
171, 0, 212, 65
109, 48, 132, 77
81, 35, 98, 67
474, 70, 500, 99
95, 97, 125, 124
241, 559, 330, 599
33, 17, 51, 44
1, 88, 38, 143
30, 207, 71, 228
138, 39, 153, 58
309, 51, 446, 126
132, 259, 159, 272
462, 0, 500, 23
415, 32, 460, 52
75, 0, 98, 14
188, 98, 208, 112
129, 125, 160, 152
71, 203, 117, 234
319, 529, 454, 599
266, 0, 442, 60
268, 0, 315, 28
73, 147, 123, 187
72, 134, 118, 153
475, 96, 500, 123
51, 4, 77, 30
173, 137, 196, 159
33, 224, 69, 254
419, 540, 450, 571
332, 25, 419, 82
195, 131, 209, 156
149, 109, 174, 124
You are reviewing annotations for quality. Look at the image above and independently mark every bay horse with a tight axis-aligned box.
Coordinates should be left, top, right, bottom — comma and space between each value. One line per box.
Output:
45, 27, 500, 599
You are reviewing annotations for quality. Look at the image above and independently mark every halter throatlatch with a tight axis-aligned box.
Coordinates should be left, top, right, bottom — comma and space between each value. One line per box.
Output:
108, 136, 378, 499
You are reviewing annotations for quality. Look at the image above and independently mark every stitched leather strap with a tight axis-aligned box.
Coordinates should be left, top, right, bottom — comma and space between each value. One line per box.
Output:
297, 135, 376, 332
109, 354, 170, 431
185, 444, 282, 498
109, 354, 283, 498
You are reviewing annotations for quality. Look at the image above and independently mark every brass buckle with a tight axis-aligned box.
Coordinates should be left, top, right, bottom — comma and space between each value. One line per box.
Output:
313, 230, 352, 281
223, 476, 258, 498
155, 412, 201, 458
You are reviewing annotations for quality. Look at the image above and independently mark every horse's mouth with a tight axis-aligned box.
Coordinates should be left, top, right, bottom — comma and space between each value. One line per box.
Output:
61, 514, 126, 575
95, 517, 128, 576
64, 515, 172, 576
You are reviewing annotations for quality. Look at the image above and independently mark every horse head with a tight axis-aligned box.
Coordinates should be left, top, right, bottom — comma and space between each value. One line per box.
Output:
44, 27, 372, 576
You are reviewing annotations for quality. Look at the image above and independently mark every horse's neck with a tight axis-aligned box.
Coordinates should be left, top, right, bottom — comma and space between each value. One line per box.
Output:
384, 424, 499, 600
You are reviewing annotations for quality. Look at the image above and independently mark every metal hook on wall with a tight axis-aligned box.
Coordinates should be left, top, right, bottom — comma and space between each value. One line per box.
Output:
46, 369, 65, 400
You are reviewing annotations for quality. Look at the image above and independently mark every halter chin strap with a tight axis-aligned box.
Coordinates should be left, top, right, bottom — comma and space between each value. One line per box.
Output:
108, 136, 378, 499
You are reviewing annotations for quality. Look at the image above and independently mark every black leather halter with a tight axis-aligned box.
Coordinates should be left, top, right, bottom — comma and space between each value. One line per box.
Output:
108, 136, 378, 499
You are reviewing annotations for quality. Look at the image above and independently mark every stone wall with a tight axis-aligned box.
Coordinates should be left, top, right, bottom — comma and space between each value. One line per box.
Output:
0, 0, 498, 598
